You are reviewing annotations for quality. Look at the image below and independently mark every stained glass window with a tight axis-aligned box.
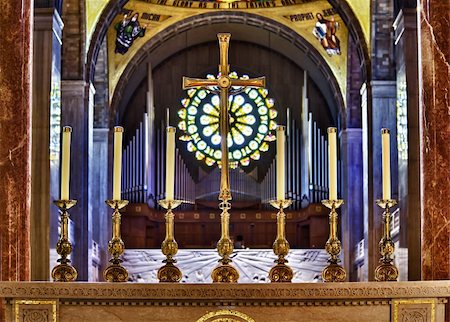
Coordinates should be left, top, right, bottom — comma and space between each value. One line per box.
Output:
178, 72, 277, 168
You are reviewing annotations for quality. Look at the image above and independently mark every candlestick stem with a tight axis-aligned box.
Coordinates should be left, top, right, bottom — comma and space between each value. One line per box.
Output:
375, 199, 399, 281
321, 199, 346, 282
157, 199, 183, 282
51, 199, 78, 282
211, 200, 240, 283
104, 199, 129, 282
268, 199, 293, 282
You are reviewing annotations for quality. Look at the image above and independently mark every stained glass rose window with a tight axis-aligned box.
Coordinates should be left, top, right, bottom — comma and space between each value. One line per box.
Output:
178, 73, 277, 168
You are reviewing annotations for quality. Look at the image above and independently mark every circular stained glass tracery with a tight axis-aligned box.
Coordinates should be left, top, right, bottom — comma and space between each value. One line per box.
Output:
178, 73, 277, 168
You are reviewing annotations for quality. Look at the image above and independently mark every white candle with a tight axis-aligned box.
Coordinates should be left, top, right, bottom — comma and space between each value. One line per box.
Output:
328, 127, 337, 201
276, 125, 285, 201
60, 126, 72, 200
113, 126, 124, 200
381, 128, 391, 200
166, 126, 176, 200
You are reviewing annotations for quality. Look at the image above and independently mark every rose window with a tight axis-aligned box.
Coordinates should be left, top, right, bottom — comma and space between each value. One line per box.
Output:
178, 73, 277, 168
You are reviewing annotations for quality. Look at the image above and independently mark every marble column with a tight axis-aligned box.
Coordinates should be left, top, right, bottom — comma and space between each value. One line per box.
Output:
92, 129, 111, 279
393, 8, 421, 281
60, 81, 93, 281
31, 8, 64, 281
340, 129, 363, 281
419, 0, 450, 280
0, 0, 33, 281
362, 81, 398, 281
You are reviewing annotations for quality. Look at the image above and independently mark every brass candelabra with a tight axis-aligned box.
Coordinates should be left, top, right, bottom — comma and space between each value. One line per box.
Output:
269, 199, 293, 282
375, 199, 399, 281
51, 199, 78, 282
104, 199, 129, 282
157, 199, 183, 282
321, 199, 346, 282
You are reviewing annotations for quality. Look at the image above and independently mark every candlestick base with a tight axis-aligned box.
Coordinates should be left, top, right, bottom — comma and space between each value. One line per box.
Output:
51, 263, 78, 282
269, 263, 294, 283
52, 200, 78, 282
268, 199, 293, 283
321, 199, 346, 282
157, 199, 183, 283
375, 199, 399, 282
211, 264, 240, 283
211, 201, 240, 283
103, 199, 129, 282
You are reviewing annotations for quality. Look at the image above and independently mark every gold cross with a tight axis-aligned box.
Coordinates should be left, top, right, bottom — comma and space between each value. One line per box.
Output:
182, 33, 265, 202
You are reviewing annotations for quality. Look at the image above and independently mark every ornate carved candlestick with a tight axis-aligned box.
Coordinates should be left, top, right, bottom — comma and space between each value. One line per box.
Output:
375, 199, 399, 281
52, 199, 78, 282
269, 199, 293, 282
157, 199, 183, 282
321, 199, 346, 282
211, 198, 239, 283
104, 199, 129, 282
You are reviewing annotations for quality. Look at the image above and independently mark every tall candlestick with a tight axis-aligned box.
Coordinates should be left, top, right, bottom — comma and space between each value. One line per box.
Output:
328, 127, 337, 201
60, 126, 72, 200
276, 126, 285, 201
113, 126, 124, 200
166, 127, 176, 200
381, 128, 391, 200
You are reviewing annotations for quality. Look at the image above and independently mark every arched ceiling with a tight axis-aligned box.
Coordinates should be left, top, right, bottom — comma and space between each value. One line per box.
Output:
107, 0, 349, 102
85, 0, 370, 119
112, 12, 343, 124
86, 0, 369, 54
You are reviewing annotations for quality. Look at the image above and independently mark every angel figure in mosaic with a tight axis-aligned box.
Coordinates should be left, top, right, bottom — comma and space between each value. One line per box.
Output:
115, 13, 146, 55
312, 13, 341, 56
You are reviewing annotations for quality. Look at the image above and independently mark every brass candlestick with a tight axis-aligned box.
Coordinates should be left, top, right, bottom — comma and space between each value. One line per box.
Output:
157, 199, 183, 282
321, 199, 346, 282
52, 199, 78, 282
375, 199, 399, 281
269, 199, 293, 282
211, 199, 239, 283
104, 199, 129, 282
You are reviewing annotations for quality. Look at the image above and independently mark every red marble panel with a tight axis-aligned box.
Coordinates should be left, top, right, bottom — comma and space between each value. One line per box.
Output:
420, 0, 450, 281
0, 0, 32, 281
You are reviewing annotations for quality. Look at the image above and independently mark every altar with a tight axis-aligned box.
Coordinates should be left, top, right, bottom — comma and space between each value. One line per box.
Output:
1, 281, 449, 321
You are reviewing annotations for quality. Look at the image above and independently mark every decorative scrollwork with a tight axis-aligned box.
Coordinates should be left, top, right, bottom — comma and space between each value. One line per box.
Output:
211, 264, 239, 283
196, 309, 255, 322
103, 264, 128, 282
23, 310, 48, 322
375, 263, 399, 282
157, 263, 182, 283
322, 263, 346, 283
51, 263, 78, 282
269, 264, 293, 283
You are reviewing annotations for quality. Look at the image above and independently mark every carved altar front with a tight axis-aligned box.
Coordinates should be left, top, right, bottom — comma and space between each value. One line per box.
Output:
1, 281, 449, 322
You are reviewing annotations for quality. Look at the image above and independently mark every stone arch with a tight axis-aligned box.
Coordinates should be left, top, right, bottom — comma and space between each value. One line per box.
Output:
110, 11, 345, 125
85, 0, 370, 96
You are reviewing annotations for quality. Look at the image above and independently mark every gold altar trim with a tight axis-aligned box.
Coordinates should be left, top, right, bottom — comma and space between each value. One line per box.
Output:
392, 299, 436, 322
56, 299, 391, 307
14, 300, 58, 322
2, 281, 450, 300
197, 309, 255, 322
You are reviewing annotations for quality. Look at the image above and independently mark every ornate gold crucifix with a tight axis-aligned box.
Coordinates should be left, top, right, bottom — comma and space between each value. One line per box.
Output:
183, 33, 265, 282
